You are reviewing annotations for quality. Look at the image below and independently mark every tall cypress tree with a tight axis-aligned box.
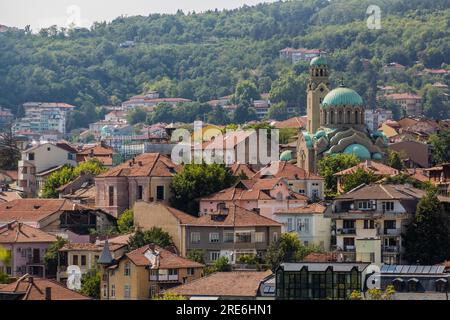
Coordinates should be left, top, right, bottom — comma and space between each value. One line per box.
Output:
403, 190, 450, 264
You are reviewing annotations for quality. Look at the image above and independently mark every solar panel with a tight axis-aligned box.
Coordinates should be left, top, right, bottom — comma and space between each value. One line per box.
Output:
400, 265, 410, 273
395, 265, 403, 273
269, 287, 275, 293
422, 266, 431, 274
381, 265, 390, 272
408, 266, 418, 273
388, 265, 397, 273
437, 266, 445, 273
416, 266, 425, 273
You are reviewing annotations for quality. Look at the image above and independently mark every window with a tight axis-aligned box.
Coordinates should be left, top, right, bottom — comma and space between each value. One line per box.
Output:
68, 153, 74, 160
111, 284, 116, 298
223, 232, 234, 243
137, 185, 143, 200
358, 201, 371, 210
72, 255, 79, 265
81, 255, 87, 266
124, 263, 131, 276
287, 218, 293, 232
273, 232, 278, 242
407, 280, 418, 292
235, 232, 252, 243
187, 268, 195, 276
209, 232, 220, 243
102, 284, 107, 298
254, 232, 264, 243
156, 186, 164, 200
124, 285, 131, 298
168, 269, 178, 276
299, 189, 305, 194
108, 186, 114, 206
28, 153, 35, 161
343, 220, 355, 229
210, 251, 220, 261
382, 201, 394, 211
364, 220, 375, 229
384, 220, 396, 230
190, 232, 200, 243
22, 167, 27, 174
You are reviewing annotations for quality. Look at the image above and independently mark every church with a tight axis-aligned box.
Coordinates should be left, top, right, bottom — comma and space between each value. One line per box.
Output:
296, 56, 387, 173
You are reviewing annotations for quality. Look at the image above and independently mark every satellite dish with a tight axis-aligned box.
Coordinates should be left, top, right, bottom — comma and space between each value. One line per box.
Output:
67, 265, 82, 291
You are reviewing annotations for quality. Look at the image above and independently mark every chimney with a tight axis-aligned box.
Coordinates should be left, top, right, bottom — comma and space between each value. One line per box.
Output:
28, 276, 34, 284
45, 287, 52, 300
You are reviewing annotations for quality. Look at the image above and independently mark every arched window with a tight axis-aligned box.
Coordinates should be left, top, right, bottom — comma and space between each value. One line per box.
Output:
330, 110, 335, 124
323, 111, 328, 125
361, 111, 364, 124
320, 69, 323, 77
354, 110, 359, 124
392, 278, 404, 292
338, 110, 343, 124
347, 110, 351, 124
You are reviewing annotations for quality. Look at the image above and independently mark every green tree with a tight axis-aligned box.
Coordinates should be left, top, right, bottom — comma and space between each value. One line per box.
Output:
268, 101, 288, 121
154, 292, 187, 300
318, 154, 360, 197
341, 168, 379, 193
0, 126, 20, 170
127, 107, 148, 125
387, 150, 404, 171
231, 80, 260, 105
232, 101, 257, 124
170, 163, 237, 214
208, 256, 231, 273
80, 270, 101, 299
127, 227, 174, 250
403, 190, 450, 264
44, 237, 68, 276
429, 130, 450, 165
117, 209, 134, 234
187, 249, 205, 264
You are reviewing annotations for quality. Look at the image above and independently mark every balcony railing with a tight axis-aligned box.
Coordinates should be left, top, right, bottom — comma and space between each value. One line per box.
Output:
150, 275, 179, 281
344, 245, 356, 252
336, 228, 356, 235
383, 228, 402, 236
382, 246, 399, 253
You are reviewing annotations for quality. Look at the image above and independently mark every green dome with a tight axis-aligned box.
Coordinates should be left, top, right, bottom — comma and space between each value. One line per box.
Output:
310, 56, 328, 67
343, 144, 371, 160
314, 129, 326, 139
372, 152, 383, 160
321, 87, 364, 108
280, 150, 293, 161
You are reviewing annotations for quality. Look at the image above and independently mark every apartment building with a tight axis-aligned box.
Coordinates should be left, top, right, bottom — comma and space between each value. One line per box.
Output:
133, 202, 282, 265
384, 93, 422, 117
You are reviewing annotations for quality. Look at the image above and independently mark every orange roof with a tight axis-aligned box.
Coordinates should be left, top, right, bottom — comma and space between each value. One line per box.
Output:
98, 153, 178, 178
253, 161, 323, 180
78, 144, 113, 156
384, 93, 421, 100
0, 275, 91, 300
274, 203, 327, 215
334, 160, 398, 177
0, 199, 92, 223
168, 271, 271, 297
273, 116, 307, 129
125, 244, 204, 269
230, 163, 255, 178
162, 203, 281, 227
60, 242, 126, 252
0, 221, 57, 244
303, 252, 338, 262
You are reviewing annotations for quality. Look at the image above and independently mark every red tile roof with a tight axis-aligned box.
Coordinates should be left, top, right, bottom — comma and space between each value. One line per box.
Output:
253, 161, 323, 180
334, 160, 399, 177
0, 221, 57, 243
60, 242, 126, 252
168, 271, 272, 297
303, 252, 338, 262
0, 275, 91, 300
384, 93, 422, 100
230, 163, 255, 178
125, 244, 204, 269
98, 153, 178, 177
272, 116, 307, 129
274, 203, 327, 215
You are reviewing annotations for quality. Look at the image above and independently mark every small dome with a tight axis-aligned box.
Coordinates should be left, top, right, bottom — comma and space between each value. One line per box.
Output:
280, 150, 293, 161
322, 87, 363, 108
314, 129, 326, 139
310, 56, 328, 67
343, 144, 371, 160
372, 152, 383, 160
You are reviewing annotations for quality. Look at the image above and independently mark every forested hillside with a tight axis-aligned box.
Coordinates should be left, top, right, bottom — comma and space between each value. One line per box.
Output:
0, 0, 449, 128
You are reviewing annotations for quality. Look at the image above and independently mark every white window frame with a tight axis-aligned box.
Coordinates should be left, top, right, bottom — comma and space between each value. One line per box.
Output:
210, 251, 220, 261
190, 232, 200, 243
209, 232, 220, 243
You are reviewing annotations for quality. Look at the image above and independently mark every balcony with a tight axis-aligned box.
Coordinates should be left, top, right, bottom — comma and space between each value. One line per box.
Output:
336, 228, 356, 235
382, 246, 399, 253
150, 275, 179, 282
344, 245, 356, 252
383, 228, 402, 236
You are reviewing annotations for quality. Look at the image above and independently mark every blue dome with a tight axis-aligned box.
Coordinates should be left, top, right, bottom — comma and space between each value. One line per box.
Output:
372, 152, 383, 160
322, 87, 364, 108
280, 150, 293, 161
343, 144, 371, 160
314, 130, 326, 139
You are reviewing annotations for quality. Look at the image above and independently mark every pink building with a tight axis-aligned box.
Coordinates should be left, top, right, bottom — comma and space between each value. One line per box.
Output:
0, 221, 57, 278
199, 177, 308, 220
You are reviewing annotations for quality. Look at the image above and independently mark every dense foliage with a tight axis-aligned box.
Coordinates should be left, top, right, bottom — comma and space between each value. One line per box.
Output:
403, 190, 450, 264
44, 237, 69, 276
80, 270, 101, 299
341, 168, 379, 193
170, 163, 237, 214
0, 0, 448, 129
127, 227, 174, 250
117, 209, 135, 234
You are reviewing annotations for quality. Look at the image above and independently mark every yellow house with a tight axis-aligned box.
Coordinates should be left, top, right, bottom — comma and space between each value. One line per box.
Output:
100, 244, 204, 300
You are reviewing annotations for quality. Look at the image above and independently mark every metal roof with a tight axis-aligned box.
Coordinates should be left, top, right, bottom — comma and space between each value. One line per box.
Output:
280, 262, 370, 272
380, 264, 446, 274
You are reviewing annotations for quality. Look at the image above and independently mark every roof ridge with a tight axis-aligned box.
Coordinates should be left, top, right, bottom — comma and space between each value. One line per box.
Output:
379, 184, 394, 199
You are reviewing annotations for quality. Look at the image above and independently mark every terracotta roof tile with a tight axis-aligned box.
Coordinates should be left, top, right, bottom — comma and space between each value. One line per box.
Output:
275, 203, 327, 215
60, 242, 126, 252
253, 161, 323, 180
273, 116, 307, 129
0, 275, 91, 300
168, 271, 271, 297
230, 163, 255, 178
334, 160, 399, 177
0, 221, 57, 243
126, 244, 204, 269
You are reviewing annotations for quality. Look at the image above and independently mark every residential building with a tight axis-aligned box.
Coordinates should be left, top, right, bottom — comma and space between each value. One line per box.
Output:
0, 274, 90, 300
199, 178, 308, 220
122, 93, 191, 111
271, 116, 307, 130
252, 161, 325, 200
389, 140, 431, 168
273, 203, 331, 250
384, 93, 422, 117
76, 143, 114, 167
0, 107, 13, 127
104, 110, 128, 122
334, 160, 400, 193
58, 172, 96, 207
383, 62, 406, 74
57, 241, 128, 282
168, 271, 273, 300
133, 202, 282, 264
326, 184, 450, 265
229, 163, 256, 178
13, 102, 75, 134
364, 108, 393, 131
95, 153, 179, 218
0, 221, 57, 278
275, 262, 371, 300
279, 48, 322, 64
0, 199, 115, 241
17, 142, 77, 197
379, 264, 450, 300
100, 244, 204, 300
253, 100, 271, 120
424, 163, 450, 196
